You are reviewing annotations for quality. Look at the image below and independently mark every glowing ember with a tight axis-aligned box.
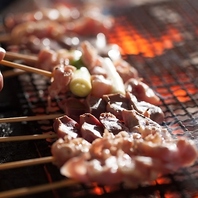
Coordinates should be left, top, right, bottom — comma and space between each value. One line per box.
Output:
156, 177, 171, 185
107, 18, 183, 57
92, 186, 104, 195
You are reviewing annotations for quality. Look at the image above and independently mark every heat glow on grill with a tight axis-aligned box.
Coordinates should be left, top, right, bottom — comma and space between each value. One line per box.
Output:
158, 83, 198, 104
106, 5, 198, 107
107, 18, 183, 57
92, 186, 104, 195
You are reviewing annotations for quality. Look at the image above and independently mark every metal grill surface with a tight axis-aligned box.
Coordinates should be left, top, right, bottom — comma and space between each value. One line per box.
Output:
0, 0, 198, 197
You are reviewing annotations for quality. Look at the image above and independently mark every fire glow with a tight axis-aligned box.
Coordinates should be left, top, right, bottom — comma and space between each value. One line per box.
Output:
107, 18, 198, 104
107, 18, 183, 57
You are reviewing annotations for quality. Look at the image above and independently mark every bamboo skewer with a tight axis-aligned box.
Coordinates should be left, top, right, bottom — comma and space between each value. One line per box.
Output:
0, 133, 57, 142
0, 34, 11, 43
0, 113, 63, 123
5, 51, 38, 64
0, 156, 55, 170
2, 69, 26, 78
0, 60, 52, 77
0, 179, 78, 198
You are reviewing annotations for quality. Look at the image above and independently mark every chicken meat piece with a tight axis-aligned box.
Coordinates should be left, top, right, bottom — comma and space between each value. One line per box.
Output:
53, 125, 197, 186
125, 78, 161, 105
51, 108, 197, 186
48, 64, 76, 97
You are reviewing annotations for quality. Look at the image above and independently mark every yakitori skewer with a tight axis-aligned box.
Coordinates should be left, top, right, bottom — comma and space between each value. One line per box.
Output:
2, 69, 26, 78
0, 133, 57, 142
0, 113, 63, 123
0, 179, 78, 198
5, 51, 38, 64
0, 60, 52, 77
0, 156, 55, 170
1, 54, 94, 98
0, 34, 10, 43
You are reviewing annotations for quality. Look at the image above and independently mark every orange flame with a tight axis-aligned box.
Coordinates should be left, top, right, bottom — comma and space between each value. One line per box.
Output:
107, 18, 198, 106
107, 19, 183, 57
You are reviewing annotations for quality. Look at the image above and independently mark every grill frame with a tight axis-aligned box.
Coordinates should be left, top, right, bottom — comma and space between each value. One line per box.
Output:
0, 0, 198, 197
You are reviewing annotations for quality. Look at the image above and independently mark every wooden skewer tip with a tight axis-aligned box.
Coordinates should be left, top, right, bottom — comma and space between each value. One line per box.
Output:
0, 179, 78, 198
0, 113, 63, 123
0, 60, 52, 77
0, 133, 57, 142
0, 156, 55, 170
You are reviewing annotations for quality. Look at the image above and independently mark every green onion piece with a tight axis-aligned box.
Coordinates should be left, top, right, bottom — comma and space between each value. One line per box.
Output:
69, 67, 92, 97
101, 57, 125, 95
70, 58, 84, 69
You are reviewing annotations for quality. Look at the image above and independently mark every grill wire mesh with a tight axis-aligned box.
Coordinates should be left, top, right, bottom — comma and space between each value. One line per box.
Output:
0, 0, 198, 197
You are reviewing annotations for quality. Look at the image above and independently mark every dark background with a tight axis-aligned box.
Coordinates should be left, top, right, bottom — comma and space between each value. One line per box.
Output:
0, 0, 15, 11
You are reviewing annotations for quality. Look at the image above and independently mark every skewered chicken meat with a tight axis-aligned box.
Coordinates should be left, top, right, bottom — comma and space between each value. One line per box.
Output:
3, 3, 114, 52
0, 1, 196, 191
55, 91, 164, 124
51, 109, 197, 186
4, 3, 79, 30
47, 41, 160, 104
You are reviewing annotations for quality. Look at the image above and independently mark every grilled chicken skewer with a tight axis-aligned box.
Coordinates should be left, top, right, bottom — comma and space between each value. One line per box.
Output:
0, 41, 197, 189
5, 51, 38, 65
0, 113, 63, 123
0, 156, 55, 170
0, 43, 127, 98
0, 133, 57, 142
0, 2, 114, 54
51, 110, 198, 187
1, 41, 160, 104
0, 59, 52, 77
0, 42, 164, 126
0, 58, 93, 98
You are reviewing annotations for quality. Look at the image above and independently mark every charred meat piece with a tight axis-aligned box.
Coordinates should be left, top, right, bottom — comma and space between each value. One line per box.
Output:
103, 93, 164, 123
99, 112, 129, 134
121, 109, 171, 141
53, 115, 80, 139
85, 95, 106, 119
126, 92, 164, 123
80, 113, 104, 142
103, 93, 131, 120
63, 98, 90, 122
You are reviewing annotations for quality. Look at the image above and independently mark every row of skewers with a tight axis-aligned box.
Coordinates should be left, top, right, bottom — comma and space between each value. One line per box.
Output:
0, 39, 197, 192
0, 2, 117, 195
0, 1, 114, 53
0, 2, 197, 197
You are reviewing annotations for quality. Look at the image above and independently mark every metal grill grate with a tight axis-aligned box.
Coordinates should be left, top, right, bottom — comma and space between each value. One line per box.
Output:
0, 0, 198, 197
